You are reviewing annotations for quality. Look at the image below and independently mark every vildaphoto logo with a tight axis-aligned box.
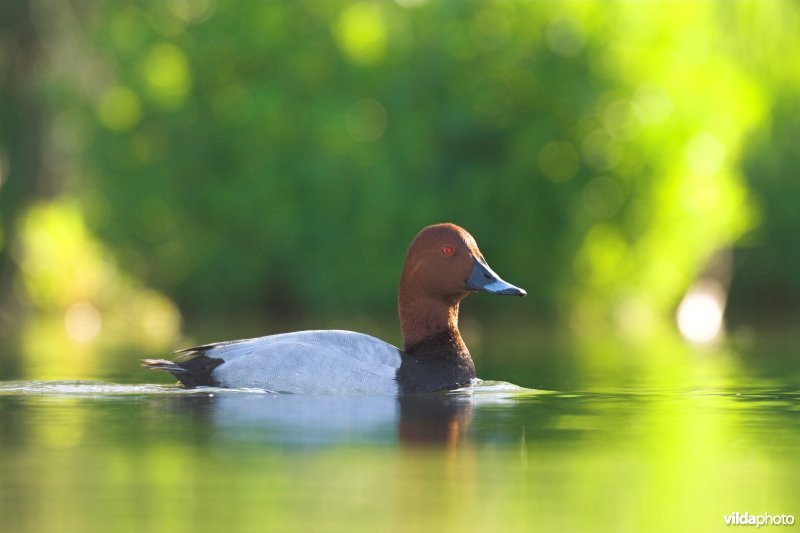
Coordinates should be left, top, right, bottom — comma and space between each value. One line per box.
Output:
724, 512, 795, 527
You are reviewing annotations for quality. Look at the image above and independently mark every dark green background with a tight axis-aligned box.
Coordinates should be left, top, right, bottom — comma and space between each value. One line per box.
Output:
0, 1, 798, 364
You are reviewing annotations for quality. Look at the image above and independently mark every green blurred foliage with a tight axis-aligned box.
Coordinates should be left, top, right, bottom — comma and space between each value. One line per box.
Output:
0, 1, 43, 279
4, 0, 800, 330
731, 95, 800, 323
718, 2, 800, 325
12, 201, 181, 376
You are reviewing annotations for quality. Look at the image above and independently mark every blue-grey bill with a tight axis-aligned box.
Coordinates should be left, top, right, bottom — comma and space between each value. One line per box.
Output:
465, 257, 527, 296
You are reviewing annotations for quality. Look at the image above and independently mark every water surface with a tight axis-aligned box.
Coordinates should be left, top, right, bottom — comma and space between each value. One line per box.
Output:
0, 337, 798, 532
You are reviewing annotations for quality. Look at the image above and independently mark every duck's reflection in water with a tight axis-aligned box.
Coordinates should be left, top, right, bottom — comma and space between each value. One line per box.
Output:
172, 391, 477, 448
398, 395, 473, 447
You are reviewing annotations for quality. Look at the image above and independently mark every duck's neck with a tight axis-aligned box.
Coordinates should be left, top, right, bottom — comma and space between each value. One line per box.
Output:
397, 289, 475, 393
398, 290, 469, 357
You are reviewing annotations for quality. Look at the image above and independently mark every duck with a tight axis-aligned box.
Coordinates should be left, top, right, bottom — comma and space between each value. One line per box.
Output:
142, 223, 526, 394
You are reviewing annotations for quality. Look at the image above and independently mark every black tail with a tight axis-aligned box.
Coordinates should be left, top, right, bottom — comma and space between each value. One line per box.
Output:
141, 355, 224, 388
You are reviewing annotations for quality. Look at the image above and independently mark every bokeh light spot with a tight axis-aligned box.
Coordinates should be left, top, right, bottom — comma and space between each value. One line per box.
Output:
581, 130, 622, 172
345, 99, 388, 142
142, 43, 192, 108
614, 297, 656, 339
64, 301, 102, 343
635, 85, 673, 125
677, 281, 726, 344
578, 224, 629, 284
545, 17, 586, 58
582, 177, 625, 219
394, 0, 427, 8
167, 0, 215, 24
471, 6, 512, 50
97, 86, 142, 131
538, 141, 580, 183
685, 132, 726, 177
604, 100, 643, 141
334, 3, 387, 66
137, 291, 183, 351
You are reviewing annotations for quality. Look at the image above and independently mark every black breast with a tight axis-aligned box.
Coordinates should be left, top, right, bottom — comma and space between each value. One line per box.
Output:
396, 330, 476, 394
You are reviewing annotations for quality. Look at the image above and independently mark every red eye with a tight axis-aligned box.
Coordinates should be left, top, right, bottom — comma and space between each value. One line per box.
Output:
441, 245, 453, 256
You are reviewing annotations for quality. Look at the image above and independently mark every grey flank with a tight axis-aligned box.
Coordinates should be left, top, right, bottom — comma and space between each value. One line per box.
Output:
197, 330, 402, 394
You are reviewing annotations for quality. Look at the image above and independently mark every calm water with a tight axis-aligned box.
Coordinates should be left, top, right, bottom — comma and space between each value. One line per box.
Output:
0, 332, 798, 533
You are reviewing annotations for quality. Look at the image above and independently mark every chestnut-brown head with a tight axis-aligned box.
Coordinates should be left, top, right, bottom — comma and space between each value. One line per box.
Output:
399, 223, 526, 302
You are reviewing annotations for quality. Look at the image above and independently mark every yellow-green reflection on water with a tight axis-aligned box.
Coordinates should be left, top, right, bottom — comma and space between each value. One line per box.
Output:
1, 321, 799, 532
0, 374, 798, 533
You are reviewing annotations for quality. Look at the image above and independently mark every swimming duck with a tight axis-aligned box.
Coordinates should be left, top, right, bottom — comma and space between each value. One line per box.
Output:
143, 223, 525, 394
